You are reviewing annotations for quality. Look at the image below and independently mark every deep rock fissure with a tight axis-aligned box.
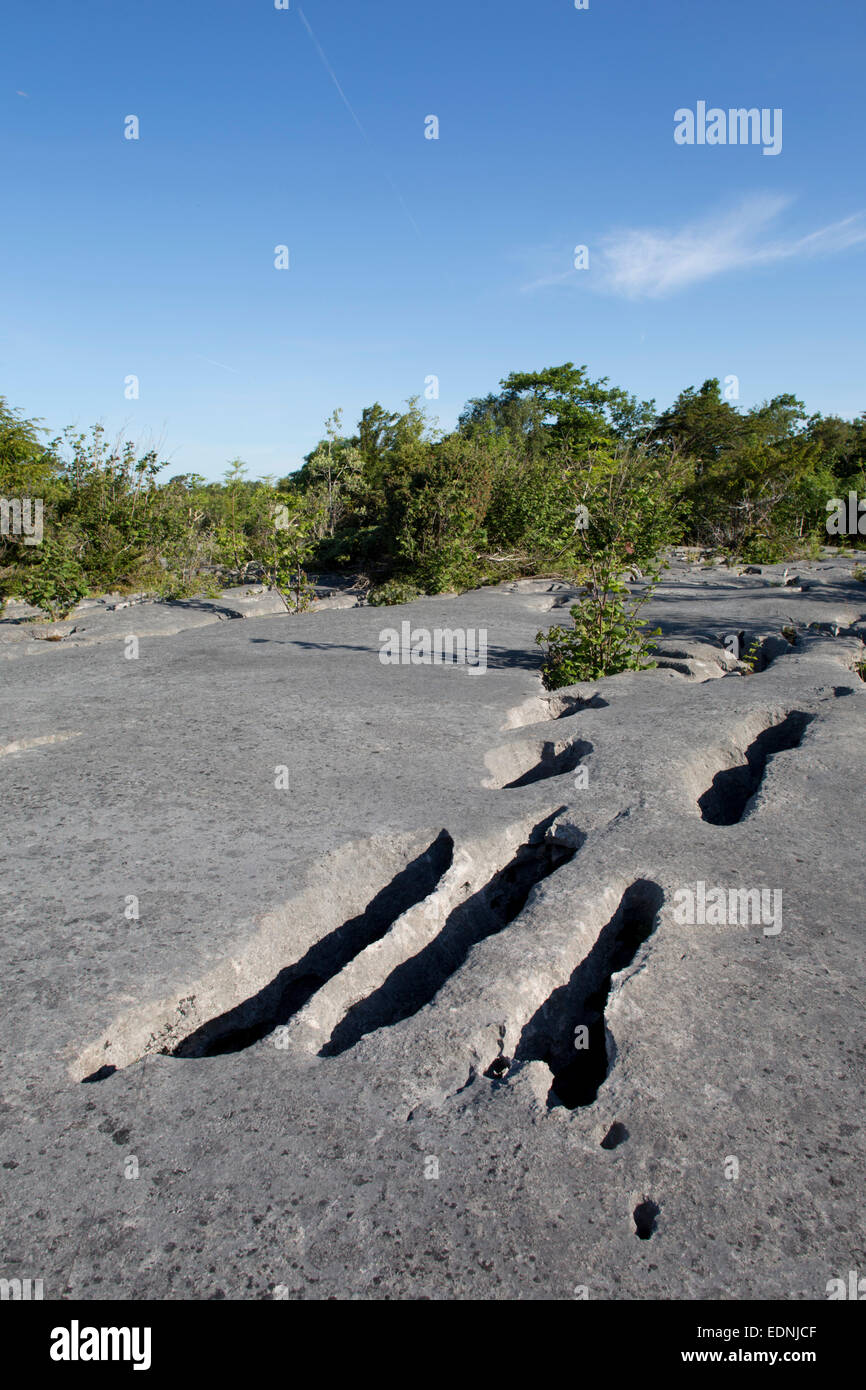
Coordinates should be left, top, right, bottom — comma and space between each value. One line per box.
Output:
81, 831, 457, 1072
749, 634, 792, 673
698, 711, 814, 826
320, 813, 579, 1057
515, 880, 664, 1110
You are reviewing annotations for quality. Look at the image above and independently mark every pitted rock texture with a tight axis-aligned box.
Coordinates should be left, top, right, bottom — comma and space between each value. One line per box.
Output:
1, 552, 864, 1299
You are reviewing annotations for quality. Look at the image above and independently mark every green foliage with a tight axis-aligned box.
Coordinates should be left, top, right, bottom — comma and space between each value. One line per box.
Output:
53, 425, 168, 584
482, 363, 655, 451
0, 397, 59, 498
535, 450, 674, 688
19, 538, 90, 619
256, 491, 319, 612
2, 364, 863, 624
484, 449, 574, 559
298, 409, 364, 539
740, 638, 763, 673
537, 591, 660, 689
650, 378, 864, 556
739, 533, 788, 565
155, 571, 223, 602
391, 433, 492, 593
368, 578, 423, 606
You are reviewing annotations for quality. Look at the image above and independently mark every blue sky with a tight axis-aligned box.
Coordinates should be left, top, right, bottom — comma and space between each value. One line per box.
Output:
2, 0, 864, 481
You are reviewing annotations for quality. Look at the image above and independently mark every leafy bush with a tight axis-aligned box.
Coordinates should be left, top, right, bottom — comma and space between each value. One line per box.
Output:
155, 573, 223, 602
537, 588, 660, 688
535, 448, 680, 687
256, 492, 318, 612
3, 366, 864, 617
19, 539, 90, 619
368, 578, 423, 606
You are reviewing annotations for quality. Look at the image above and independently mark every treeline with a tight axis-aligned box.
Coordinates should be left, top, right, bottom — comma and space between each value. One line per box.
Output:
2, 365, 864, 617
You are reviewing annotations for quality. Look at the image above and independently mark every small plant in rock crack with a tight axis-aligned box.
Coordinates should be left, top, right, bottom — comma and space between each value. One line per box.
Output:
852, 565, 866, 583
740, 637, 763, 673
537, 586, 660, 688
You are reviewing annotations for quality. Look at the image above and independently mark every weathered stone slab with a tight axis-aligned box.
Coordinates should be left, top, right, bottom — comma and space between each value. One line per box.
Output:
0, 556, 864, 1299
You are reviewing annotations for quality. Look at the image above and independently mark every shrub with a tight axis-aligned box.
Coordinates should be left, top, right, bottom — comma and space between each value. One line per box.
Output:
368, 578, 423, 606
535, 448, 678, 688
257, 491, 318, 612
537, 588, 660, 688
155, 573, 223, 601
19, 539, 90, 619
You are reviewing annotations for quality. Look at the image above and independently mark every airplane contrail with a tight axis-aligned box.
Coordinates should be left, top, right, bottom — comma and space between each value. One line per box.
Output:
296, 6, 422, 239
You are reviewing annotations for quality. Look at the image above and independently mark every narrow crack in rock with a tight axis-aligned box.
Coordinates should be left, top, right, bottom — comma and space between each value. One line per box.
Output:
698, 710, 814, 825
321, 813, 580, 1057
514, 880, 664, 1109
170, 831, 455, 1058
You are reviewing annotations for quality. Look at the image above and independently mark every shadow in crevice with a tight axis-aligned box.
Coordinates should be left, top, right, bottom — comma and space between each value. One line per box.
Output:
504, 739, 593, 789
170, 831, 454, 1058
165, 597, 245, 620
515, 880, 664, 1110
321, 811, 580, 1057
698, 711, 814, 826
502, 691, 608, 732
81, 1064, 117, 1084
556, 693, 608, 716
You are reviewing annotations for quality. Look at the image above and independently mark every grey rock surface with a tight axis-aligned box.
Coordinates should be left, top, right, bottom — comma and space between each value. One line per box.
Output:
1, 554, 865, 1300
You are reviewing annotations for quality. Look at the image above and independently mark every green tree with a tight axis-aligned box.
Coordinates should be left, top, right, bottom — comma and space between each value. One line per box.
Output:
298, 409, 364, 538
650, 378, 743, 474
490, 363, 655, 451
536, 448, 685, 687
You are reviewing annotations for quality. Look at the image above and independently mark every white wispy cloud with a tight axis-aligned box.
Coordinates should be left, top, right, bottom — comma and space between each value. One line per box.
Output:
521, 196, 866, 299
